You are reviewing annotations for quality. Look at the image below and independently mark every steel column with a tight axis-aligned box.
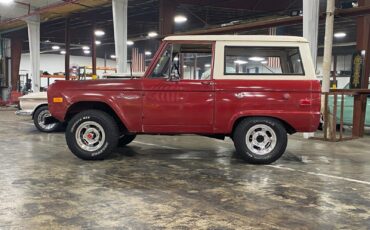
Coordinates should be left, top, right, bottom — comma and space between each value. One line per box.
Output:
112, 0, 128, 73
24, 15, 40, 92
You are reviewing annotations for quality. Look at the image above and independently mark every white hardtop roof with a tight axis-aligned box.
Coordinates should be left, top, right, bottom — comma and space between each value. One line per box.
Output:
164, 35, 308, 43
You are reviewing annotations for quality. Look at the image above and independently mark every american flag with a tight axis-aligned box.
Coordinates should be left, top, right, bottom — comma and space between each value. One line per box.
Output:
268, 27, 281, 69
131, 48, 145, 72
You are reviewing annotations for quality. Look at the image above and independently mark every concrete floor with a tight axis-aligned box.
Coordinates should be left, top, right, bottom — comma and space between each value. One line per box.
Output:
1, 110, 370, 229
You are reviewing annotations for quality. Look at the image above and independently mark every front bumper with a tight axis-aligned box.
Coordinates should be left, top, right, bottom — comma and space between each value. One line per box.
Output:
15, 110, 33, 116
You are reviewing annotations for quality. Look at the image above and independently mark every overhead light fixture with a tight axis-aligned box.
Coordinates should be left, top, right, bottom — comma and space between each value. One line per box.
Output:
234, 60, 248, 65
204, 63, 211, 68
361, 50, 366, 56
52, 45, 60, 50
44, 39, 51, 43
145, 51, 152, 56
127, 40, 134, 46
174, 15, 188, 23
111, 54, 116, 59
334, 32, 346, 38
248, 57, 265, 62
82, 46, 90, 50
148, 32, 158, 38
261, 61, 268, 64
94, 30, 105, 36
84, 50, 91, 54
174, 57, 179, 61
0, 0, 14, 5
95, 41, 101, 45
60, 50, 66, 55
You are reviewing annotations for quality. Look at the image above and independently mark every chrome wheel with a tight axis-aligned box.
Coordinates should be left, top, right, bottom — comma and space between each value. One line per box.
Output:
75, 121, 106, 152
245, 124, 277, 156
37, 109, 57, 131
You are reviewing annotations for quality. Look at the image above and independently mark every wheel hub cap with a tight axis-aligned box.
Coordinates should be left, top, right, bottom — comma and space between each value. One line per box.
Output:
246, 124, 277, 155
76, 121, 106, 152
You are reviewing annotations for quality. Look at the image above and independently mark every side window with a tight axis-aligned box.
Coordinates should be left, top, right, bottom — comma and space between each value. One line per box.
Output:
224, 46, 304, 76
150, 43, 213, 80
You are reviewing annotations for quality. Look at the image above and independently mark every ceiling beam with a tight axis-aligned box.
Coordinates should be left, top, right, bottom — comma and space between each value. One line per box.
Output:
176, 5, 370, 35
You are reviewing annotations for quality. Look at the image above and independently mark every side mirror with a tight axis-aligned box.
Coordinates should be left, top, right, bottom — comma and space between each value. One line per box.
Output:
167, 73, 180, 82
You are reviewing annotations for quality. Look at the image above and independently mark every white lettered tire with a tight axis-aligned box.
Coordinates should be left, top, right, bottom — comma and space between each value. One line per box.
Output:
66, 110, 119, 160
233, 117, 288, 164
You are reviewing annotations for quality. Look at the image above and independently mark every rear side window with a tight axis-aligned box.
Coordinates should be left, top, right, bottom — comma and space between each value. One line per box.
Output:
224, 46, 304, 76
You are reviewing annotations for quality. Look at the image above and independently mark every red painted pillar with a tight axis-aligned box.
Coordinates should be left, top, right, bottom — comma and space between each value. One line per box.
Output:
65, 17, 70, 80
352, 0, 370, 137
159, 0, 177, 36
10, 38, 23, 92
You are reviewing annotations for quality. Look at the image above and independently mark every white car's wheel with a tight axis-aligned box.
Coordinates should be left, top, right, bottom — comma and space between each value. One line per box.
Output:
33, 105, 61, 132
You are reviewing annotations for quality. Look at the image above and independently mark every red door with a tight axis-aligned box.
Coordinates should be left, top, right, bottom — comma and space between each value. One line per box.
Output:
142, 78, 214, 133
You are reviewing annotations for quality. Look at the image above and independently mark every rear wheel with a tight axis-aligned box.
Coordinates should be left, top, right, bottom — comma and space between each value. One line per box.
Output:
33, 105, 61, 133
66, 110, 119, 160
233, 117, 287, 164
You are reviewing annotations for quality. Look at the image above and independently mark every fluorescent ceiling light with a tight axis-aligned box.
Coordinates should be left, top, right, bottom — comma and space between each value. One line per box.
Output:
174, 57, 179, 61
204, 63, 211, 68
248, 57, 265, 62
148, 32, 158, 38
334, 32, 346, 38
111, 55, 116, 59
0, 0, 14, 5
127, 40, 134, 46
52, 46, 60, 50
234, 60, 248, 65
261, 61, 268, 64
145, 51, 152, 56
94, 30, 105, 36
95, 41, 101, 45
84, 50, 91, 54
60, 51, 66, 55
82, 46, 90, 50
174, 15, 188, 23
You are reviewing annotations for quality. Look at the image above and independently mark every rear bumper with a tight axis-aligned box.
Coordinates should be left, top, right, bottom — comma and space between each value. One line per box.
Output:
15, 110, 33, 116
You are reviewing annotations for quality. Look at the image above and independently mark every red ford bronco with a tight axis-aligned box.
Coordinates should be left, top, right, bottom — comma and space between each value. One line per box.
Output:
48, 35, 321, 164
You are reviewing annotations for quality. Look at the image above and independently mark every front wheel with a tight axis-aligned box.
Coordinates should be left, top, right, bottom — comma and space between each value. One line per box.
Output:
233, 117, 287, 164
66, 110, 119, 160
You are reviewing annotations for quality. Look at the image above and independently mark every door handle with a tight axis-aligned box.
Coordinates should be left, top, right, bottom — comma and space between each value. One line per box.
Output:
201, 81, 214, 85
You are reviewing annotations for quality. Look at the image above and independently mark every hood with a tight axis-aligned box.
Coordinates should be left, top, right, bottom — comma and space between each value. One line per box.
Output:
20, 92, 47, 99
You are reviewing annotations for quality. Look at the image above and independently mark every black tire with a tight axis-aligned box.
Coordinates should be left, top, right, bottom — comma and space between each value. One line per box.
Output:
233, 117, 287, 164
33, 105, 62, 133
118, 134, 136, 147
66, 110, 119, 160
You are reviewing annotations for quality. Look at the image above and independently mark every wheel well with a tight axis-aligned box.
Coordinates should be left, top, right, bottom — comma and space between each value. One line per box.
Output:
65, 101, 127, 133
32, 104, 48, 119
231, 116, 296, 137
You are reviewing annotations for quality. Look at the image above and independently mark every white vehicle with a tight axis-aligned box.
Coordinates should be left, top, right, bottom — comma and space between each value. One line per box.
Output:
16, 92, 62, 132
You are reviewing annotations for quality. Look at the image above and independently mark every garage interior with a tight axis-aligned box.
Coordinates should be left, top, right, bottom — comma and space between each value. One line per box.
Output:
1, 0, 370, 229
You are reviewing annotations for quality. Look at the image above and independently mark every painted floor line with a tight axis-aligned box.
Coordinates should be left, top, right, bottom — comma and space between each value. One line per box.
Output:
268, 165, 370, 185
133, 141, 180, 150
